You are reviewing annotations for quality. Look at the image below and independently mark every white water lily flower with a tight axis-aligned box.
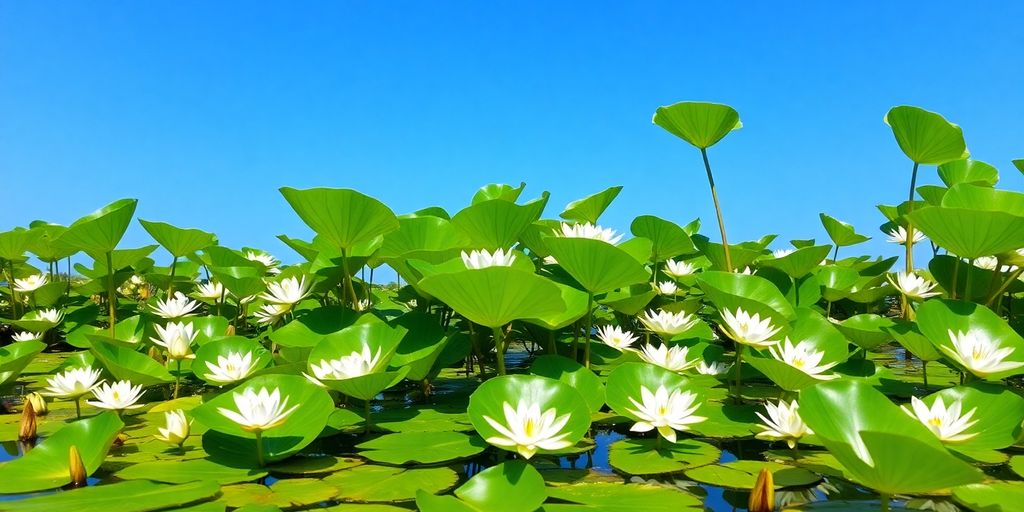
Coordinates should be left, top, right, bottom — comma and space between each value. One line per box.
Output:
155, 409, 191, 446
355, 299, 373, 312
739, 266, 754, 275
695, 360, 732, 376
151, 292, 201, 319
37, 308, 64, 325
150, 321, 198, 360
542, 255, 559, 265
755, 400, 812, 449
768, 338, 839, 380
43, 366, 103, 399
902, 396, 978, 443
942, 329, 1024, 378
87, 380, 144, 411
974, 256, 1018, 273
461, 248, 517, 269
255, 303, 291, 324
886, 226, 926, 245
773, 249, 795, 259
12, 331, 41, 342
596, 325, 638, 350
637, 343, 699, 372
556, 222, 623, 245
245, 251, 281, 274
311, 344, 383, 380
482, 401, 573, 459
639, 309, 699, 337
657, 281, 679, 295
626, 385, 705, 443
204, 351, 258, 384
217, 386, 299, 432
195, 281, 225, 301
664, 259, 697, 278
887, 271, 940, 300
719, 308, 782, 348
261, 276, 311, 306
13, 274, 47, 293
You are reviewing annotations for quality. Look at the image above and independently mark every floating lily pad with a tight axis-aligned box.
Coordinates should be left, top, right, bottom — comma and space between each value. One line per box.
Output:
608, 438, 720, 475
2, 480, 219, 512
219, 478, 339, 509
685, 460, 819, 490
356, 431, 487, 465
544, 482, 702, 511
115, 457, 267, 485
326, 465, 459, 503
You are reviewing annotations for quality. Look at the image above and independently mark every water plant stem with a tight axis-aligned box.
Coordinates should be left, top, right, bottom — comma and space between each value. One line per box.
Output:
700, 148, 733, 272
904, 162, 920, 274
987, 267, 1024, 306
880, 493, 891, 512
732, 344, 745, 404
340, 248, 358, 308
105, 251, 117, 338
493, 326, 507, 376
364, 400, 373, 434
6, 261, 20, 318
254, 430, 265, 467
583, 293, 594, 369
167, 256, 178, 295
964, 259, 975, 302
74, 397, 81, 419
173, 359, 182, 399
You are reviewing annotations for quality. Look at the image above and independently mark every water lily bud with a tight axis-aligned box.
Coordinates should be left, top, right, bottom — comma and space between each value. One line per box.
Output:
25, 392, 47, 416
68, 445, 87, 487
748, 467, 775, 512
225, 324, 235, 337
18, 400, 37, 442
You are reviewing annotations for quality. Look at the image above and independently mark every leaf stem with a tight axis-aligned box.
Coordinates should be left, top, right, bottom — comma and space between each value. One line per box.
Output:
583, 293, 594, 369
493, 326, 507, 376
173, 359, 182, 399
732, 344, 745, 404
987, 267, 1024, 307
700, 148, 733, 272
340, 248, 358, 308
254, 430, 265, 467
364, 399, 373, 434
905, 162, 920, 274
167, 256, 178, 295
105, 251, 117, 338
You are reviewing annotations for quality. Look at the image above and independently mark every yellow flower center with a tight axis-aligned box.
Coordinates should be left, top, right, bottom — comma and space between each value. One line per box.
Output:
523, 419, 536, 437
792, 357, 805, 368
928, 417, 943, 427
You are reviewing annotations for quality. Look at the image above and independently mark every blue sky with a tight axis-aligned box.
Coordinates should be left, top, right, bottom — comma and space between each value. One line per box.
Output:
2, 2, 1022, 276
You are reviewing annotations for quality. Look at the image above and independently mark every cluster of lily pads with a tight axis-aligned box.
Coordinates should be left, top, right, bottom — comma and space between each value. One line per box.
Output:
0, 102, 1023, 511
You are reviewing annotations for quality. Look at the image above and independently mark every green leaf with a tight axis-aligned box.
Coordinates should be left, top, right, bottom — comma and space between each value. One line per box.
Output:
608, 438, 720, 475
0, 412, 124, 493
279, 187, 399, 250
919, 383, 1024, 452
798, 379, 983, 495
220, 479, 339, 509
454, 461, 546, 512
882, 319, 942, 361
418, 267, 565, 328
529, 355, 605, 413
760, 245, 832, 278
544, 482, 702, 511
2, 480, 220, 512
696, 271, 796, 326
472, 182, 526, 204
356, 431, 486, 465
271, 306, 358, 349
57, 199, 138, 257
630, 215, 697, 261
653, 101, 741, 149
684, 460, 819, 490
378, 216, 468, 259
953, 482, 1024, 512
544, 237, 649, 294
0, 340, 46, 387
885, 105, 969, 165
90, 339, 174, 386
325, 465, 459, 503
115, 458, 266, 484
522, 280, 591, 330
917, 299, 1024, 380
560, 186, 622, 225
819, 214, 870, 247
191, 374, 334, 465
467, 374, 590, 457
139, 219, 217, 257
938, 159, 999, 188
192, 337, 273, 386
451, 194, 549, 250
834, 314, 895, 351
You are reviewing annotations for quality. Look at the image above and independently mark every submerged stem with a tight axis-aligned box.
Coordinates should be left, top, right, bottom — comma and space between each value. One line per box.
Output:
700, 148, 733, 272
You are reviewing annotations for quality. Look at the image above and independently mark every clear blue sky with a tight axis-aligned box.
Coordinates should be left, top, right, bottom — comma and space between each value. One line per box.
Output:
2, 2, 1023, 275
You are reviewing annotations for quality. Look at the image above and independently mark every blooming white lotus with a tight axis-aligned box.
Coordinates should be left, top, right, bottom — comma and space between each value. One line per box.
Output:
255, 303, 291, 324
695, 360, 733, 376
902, 396, 978, 443
596, 325, 638, 350
217, 386, 299, 432
195, 281, 225, 301
942, 329, 1024, 378
886, 226, 926, 245
43, 366, 103, 399
755, 400, 812, 449
155, 409, 191, 446
772, 249, 795, 259
204, 351, 258, 384
355, 299, 373, 312
739, 266, 754, 275
261, 276, 311, 306
461, 248, 517, 269
974, 256, 1018, 273
637, 343, 699, 372
657, 281, 678, 295
626, 385, 705, 443
87, 380, 144, 411
887, 271, 940, 300
13, 274, 47, 293
556, 222, 623, 245
542, 255, 559, 265
664, 259, 697, 278
482, 401, 573, 459
310, 344, 383, 380
37, 308, 64, 325
768, 338, 839, 380
12, 331, 41, 342
719, 308, 782, 348
639, 309, 699, 337
151, 321, 198, 360
246, 251, 281, 274
151, 292, 201, 319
